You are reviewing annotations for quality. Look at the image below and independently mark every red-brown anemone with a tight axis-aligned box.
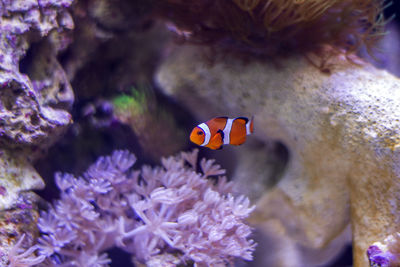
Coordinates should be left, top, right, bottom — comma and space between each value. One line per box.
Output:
154, 0, 388, 62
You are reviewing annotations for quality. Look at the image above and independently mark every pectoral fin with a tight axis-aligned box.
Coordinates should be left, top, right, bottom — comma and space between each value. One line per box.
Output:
207, 130, 224, 150
217, 129, 224, 140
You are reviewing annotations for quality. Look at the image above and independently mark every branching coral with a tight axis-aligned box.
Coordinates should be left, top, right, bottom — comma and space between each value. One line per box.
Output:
155, 0, 388, 57
7, 149, 255, 266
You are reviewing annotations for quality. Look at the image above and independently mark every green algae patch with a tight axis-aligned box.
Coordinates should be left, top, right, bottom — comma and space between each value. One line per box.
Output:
112, 86, 187, 159
113, 88, 148, 116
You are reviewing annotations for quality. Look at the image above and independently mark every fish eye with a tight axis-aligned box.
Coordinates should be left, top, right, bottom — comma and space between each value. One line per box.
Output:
197, 131, 203, 135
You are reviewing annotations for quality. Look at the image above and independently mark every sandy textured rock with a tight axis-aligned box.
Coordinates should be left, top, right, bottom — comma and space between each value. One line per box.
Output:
156, 45, 400, 266
0, 149, 44, 210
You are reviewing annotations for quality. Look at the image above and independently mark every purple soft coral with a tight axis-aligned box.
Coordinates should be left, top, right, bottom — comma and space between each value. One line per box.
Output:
367, 233, 400, 267
8, 149, 256, 266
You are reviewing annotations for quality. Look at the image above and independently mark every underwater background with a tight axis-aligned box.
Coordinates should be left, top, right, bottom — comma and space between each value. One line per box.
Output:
2, 0, 400, 266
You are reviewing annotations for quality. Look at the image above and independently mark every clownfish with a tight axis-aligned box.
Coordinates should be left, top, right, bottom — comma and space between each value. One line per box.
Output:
190, 116, 254, 150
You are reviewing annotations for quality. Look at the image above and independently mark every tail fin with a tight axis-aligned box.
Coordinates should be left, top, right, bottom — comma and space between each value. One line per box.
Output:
250, 116, 254, 134
246, 116, 254, 135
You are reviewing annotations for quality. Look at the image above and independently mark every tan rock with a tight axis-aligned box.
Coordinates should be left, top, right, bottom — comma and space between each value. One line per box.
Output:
156, 45, 400, 266
0, 149, 44, 210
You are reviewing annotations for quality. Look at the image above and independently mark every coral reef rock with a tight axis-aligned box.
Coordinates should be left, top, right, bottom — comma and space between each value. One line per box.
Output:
0, 150, 44, 210
156, 45, 400, 267
0, 0, 74, 149
0, 192, 41, 266
0, 0, 74, 260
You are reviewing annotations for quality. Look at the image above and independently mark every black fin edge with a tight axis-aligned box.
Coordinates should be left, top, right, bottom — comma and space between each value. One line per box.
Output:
217, 129, 224, 140
235, 117, 249, 123
215, 116, 229, 120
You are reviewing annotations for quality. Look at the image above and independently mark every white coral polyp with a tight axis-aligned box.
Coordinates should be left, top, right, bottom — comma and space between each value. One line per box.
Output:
11, 149, 256, 266
150, 187, 179, 204
177, 210, 198, 225
203, 188, 221, 204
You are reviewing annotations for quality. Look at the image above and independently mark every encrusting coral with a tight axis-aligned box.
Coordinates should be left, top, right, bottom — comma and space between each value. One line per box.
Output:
6, 149, 256, 266
155, 0, 387, 57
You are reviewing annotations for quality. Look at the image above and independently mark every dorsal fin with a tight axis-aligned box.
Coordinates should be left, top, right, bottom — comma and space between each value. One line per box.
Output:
233, 117, 249, 124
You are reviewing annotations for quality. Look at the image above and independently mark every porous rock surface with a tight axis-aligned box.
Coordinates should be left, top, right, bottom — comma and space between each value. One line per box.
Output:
0, 0, 74, 149
0, 0, 75, 255
156, 45, 400, 267
0, 192, 41, 265
0, 149, 44, 211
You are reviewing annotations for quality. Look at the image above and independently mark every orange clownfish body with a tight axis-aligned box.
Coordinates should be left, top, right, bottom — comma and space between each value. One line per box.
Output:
190, 116, 254, 150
